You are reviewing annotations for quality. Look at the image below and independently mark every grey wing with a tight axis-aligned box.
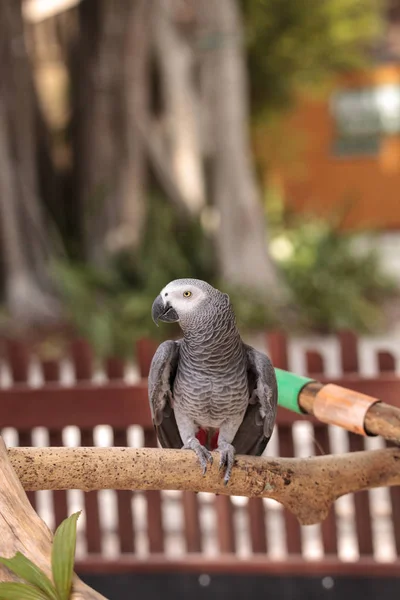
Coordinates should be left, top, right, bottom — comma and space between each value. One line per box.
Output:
232, 344, 278, 456
148, 340, 183, 449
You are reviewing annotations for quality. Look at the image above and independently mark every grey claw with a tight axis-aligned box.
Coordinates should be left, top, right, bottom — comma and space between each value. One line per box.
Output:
183, 438, 213, 475
217, 442, 235, 485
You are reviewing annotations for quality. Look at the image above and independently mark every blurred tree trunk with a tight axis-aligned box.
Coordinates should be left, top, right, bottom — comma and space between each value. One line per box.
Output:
0, 0, 59, 324
153, 0, 205, 216
53, 0, 288, 308
121, 0, 151, 250
196, 0, 290, 303
73, 0, 151, 266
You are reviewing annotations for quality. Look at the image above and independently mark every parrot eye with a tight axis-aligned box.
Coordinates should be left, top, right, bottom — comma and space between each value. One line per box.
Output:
183, 291, 192, 298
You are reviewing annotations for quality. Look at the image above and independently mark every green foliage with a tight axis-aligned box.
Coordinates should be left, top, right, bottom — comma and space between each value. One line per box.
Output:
52, 194, 217, 358
51, 513, 80, 600
0, 555, 57, 600
120, 193, 216, 293
242, 0, 383, 117
268, 205, 398, 333
0, 584, 49, 600
52, 259, 163, 359
0, 513, 80, 600
220, 283, 278, 331
54, 190, 397, 348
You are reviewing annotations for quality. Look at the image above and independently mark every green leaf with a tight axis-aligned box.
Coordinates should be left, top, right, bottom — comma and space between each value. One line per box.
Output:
0, 554, 57, 600
0, 583, 50, 600
51, 512, 81, 600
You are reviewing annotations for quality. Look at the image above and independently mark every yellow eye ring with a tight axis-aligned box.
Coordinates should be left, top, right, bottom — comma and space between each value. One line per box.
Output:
183, 291, 192, 297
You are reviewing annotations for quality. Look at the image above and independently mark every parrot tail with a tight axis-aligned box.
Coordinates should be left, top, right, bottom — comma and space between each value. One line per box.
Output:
196, 428, 219, 450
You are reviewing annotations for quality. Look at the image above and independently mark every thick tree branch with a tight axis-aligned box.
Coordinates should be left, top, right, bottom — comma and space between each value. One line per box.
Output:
8, 445, 400, 526
0, 439, 106, 597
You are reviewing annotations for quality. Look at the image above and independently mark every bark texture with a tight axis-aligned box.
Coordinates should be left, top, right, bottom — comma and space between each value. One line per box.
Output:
0, 439, 106, 598
8, 445, 400, 526
0, 0, 59, 323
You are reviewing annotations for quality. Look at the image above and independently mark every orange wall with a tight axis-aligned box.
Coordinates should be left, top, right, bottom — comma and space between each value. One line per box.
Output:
277, 66, 400, 231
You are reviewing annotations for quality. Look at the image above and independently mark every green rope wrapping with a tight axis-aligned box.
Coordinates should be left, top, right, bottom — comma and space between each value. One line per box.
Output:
275, 368, 314, 414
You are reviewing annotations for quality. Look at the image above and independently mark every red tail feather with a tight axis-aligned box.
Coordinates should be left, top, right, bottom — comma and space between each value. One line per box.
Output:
196, 429, 219, 450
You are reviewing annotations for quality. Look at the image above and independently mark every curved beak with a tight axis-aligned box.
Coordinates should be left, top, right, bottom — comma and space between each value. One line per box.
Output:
151, 294, 179, 326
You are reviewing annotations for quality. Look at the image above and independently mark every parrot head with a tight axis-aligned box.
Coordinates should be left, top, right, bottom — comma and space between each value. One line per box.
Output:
151, 278, 226, 326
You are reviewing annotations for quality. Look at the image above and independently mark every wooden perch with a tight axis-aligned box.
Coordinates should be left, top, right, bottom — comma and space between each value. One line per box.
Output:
8, 445, 400, 526
0, 438, 107, 597
299, 381, 400, 443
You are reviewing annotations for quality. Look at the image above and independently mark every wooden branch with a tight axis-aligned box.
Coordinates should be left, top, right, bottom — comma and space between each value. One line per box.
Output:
9, 445, 400, 526
0, 438, 107, 597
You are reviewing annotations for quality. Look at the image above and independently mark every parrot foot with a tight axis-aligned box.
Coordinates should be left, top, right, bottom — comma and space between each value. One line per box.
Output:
217, 441, 235, 485
183, 438, 213, 475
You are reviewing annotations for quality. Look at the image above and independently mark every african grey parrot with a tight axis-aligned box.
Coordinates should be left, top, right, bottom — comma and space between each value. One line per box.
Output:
148, 278, 278, 484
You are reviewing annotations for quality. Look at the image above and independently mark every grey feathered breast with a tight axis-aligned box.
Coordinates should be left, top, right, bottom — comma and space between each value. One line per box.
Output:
148, 338, 278, 455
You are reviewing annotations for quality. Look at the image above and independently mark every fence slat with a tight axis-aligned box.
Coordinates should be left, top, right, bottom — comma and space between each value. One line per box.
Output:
105, 358, 125, 380
313, 425, 337, 555
5, 339, 30, 383
80, 428, 102, 553
348, 433, 373, 556
278, 425, 302, 554
338, 330, 359, 373
112, 427, 135, 553
266, 331, 288, 370
42, 357, 70, 526
41, 359, 61, 383
248, 498, 267, 553
379, 357, 398, 554
6, 340, 37, 509
215, 495, 236, 553
71, 341, 102, 553
48, 429, 69, 524
378, 352, 396, 373
136, 339, 157, 378
143, 429, 164, 553
182, 492, 202, 553
389, 473, 400, 559
386, 442, 400, 557
306, 351, 324, 376
70, 339, 93, 381
106, 357, 135, 554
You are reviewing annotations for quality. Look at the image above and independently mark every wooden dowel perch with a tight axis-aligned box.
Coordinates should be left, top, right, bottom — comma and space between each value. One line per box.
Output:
275, 370, 400, 443
299, 381, 400, 442
8, 444, 400, 526
0, 439, 107, 597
